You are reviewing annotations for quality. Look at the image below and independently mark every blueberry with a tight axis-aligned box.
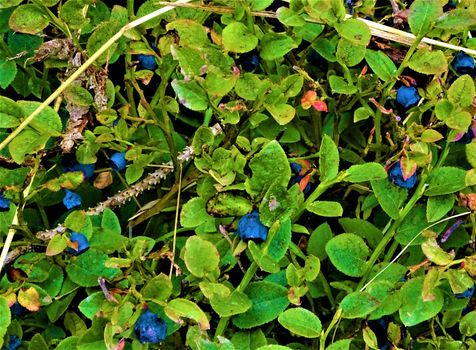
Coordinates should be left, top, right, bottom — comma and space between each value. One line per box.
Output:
290, 162, 303, 174
138, 54, 158, 70
6, 336, 21, 350
388, 162, 418, 189
237, 210, 268, 242
0, 192, 10, 212
62, 156, 95, 180
68, 232, 90, 256
344, 0, 354, 14
237, 52, 260, 72
451, 51, 475, 76
63, 189, 82, 210
443, 0, 457, 11
134, 310, 168, 344
455, 285, 475, 299
396, 86, 420, 108
110, 152, 127, 172
10, 302, 26, 317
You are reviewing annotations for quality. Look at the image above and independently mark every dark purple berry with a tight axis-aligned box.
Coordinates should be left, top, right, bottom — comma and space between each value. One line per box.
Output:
0, 192, 10, 212
451, 51, 475, 76
443, 0, 457, 11
138, 54, 158, 70
68, 232, 90, 256
110, 152, 127, 171
10, 302, 27, 317
388, 162, 418, 189
396, 86, 420, 108
134, 310, 167, 344
344, 0, 354, 14
455, 285, 475, 299
237, 210, 268, 242
63, 189, 82, 210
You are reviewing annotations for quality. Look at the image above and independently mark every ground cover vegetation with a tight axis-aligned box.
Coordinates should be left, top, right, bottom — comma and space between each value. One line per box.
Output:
0, 0, 476, 349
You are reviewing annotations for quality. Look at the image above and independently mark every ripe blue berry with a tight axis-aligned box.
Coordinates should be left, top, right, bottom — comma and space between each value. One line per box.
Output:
138, 54, 158, 70
63, 189, 82, 210
290, 162, 303, 174
237, 210, 268, 242
10, 302, 26, 317
344, 0, 354, 14
455, 285, 475, 299
6, 336, 21, 350
388, 162, 418, 189
0, 192, 10, 212
238, 52, 260, 72
396, 86, 420, 108
110, 152, 127, 171
134, 310, 168, 344
68, 232, 90, 255
451, 51, 475, 76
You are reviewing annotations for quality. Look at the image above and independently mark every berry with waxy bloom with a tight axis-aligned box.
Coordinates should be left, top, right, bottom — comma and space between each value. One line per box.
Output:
237, 52, 260, 72
451, 51, 475, 76
237, 210, 268, 242
6, 336, 21, 350
138, 54, 158, 70
68, 232, 90, 255
63, 189, 82, 210
134, 309, 168, 344
396, 86, 420, 108
0, 192, 10, 212
387, 162, 418, 189
110, 152, 127, 171
455, 285, 475, 299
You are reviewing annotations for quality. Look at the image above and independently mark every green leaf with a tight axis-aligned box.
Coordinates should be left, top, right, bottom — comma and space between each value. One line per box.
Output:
46, 234, 68, 256
233, 281, 289, 329
426, 195, 454, 222
264, 103, 295, 125
28, 333, 49, 350
65, 249, 121, 287
395, 206, 429, 245
222, 22, 258, 53
86, 20, 122, 64
399, 277, 444, 326
0, 296, 11, 349
278, 307, 322, 338
180, 197, 213, 228
207, 193, 252, 217
8, 4, 49, 34
319, 134, 339, 182
231, 329, 267, 350
18, 100, 62, 136
259, 183, 303, 227
0, 0, 22, 8
249, 240, 280, 273
63, 83, 94, 107
0, 96, 23, 128
328, 75, 357, 94
408, 0, 442, 36
371, 178, 408, 219
340, 292, 380, 318
142, 274, 173, 302
335, 18, 371, 46
354, 106, 373, 122
165, 298, 210, 330
267, 219, 292, 262
172, 79, 208, 111
256, 346, 292, 350
435, 9, 476, 32
446, 110, 471, 131
276, 7, 306, 26
8, 128, 47, 164
467, 141, 476, 168
421, 237, 454, 265
445, 269, 474, 294
425, 167, 466, 196
78, 292, 105, 320
183, 236, 220, 278
325, 339, 352, 350
0, 56, 17, 89
64, 210, 93, 236
345, 162, 387, 182
306, 201, 343, 217
307, 222, 333, 260
459, 311, 476, 336
448, 75, 475, 108
336, 38, 366, 67
365, 50, 396, 82
408, 48, 447, 75
44, 172, 84, 192
260, 33, 297, 61
166, 19, 208, 47
200, 282, 252, 317
325, 233, 369, 277
245, 140, 291, 197
339, 218, 382, 249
